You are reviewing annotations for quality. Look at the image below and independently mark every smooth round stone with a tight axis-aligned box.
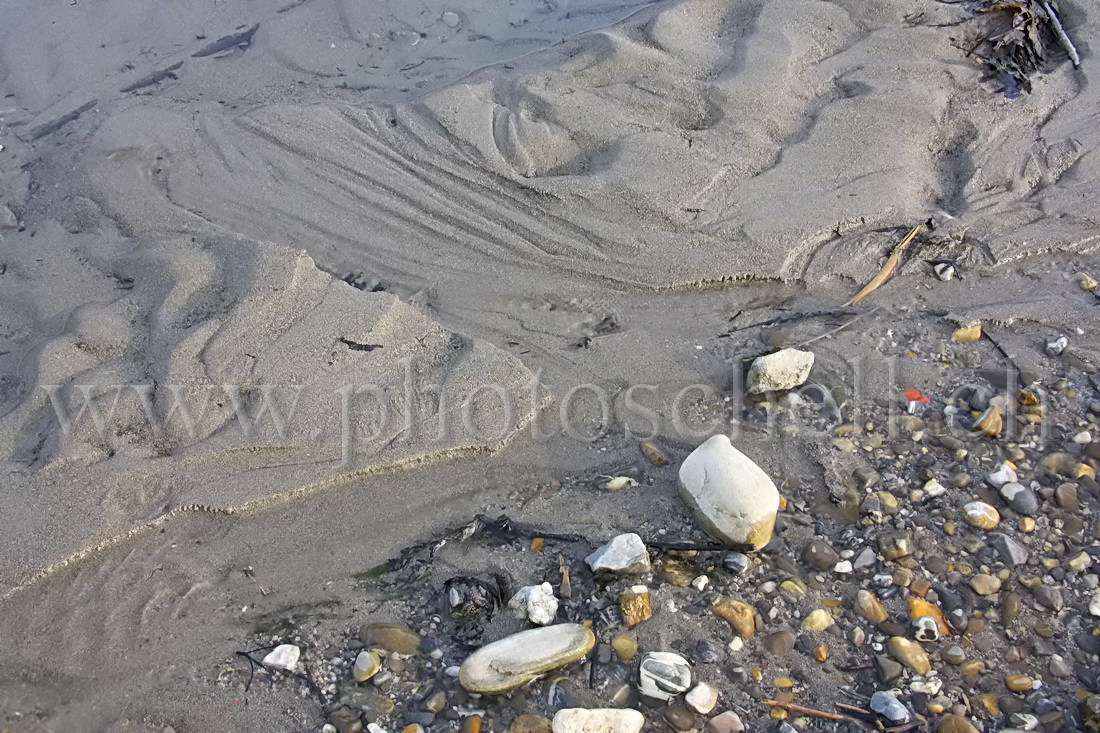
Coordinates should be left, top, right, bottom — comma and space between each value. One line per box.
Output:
962, 501, 1000, 529
912, 616, 939, 642
706, 712, 745, 733
857, 589, 889, 623
459, 624, 595, 694
937, 714, 979, 733
762, 631, 795, 657
354, 650, 381, 682
511, 715, 552, 733
611, 635, 638, 662
999, 483, 1039, 515
711, 597, 756, 639
1004, 674, 1034, 692
678, 434, 780, 550
969, 573, 1001, 595
941, 645, 966, 665
802, 540, 840, 571
663, 705, 695, 731
801, 609, 833, 631
360, 623, 422, 655
685, 682, 718, 714
552, 709, 644, 733
639, 652, 692, 701
870, 691, 910, 724
888, 636, 931, 675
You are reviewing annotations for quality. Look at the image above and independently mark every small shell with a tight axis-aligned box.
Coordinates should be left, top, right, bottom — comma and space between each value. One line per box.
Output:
600, 476, 639, 491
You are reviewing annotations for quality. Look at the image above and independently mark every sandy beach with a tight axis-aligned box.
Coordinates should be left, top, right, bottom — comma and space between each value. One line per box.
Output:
1, 0, 1099, 730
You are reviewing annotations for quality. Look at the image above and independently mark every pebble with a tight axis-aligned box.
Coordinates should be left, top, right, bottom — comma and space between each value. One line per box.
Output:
551, 709, 644, 733
710, 598, 756, 638
329, 706, 363, 733
937, 714, 979, 733
999, 482, 1040, 515
745, 348, 814, 393
857, 589, 889, 623
705, 712, 745, 733
1090, 590, 1100, 616
912, 616, 939, 642
678, 435, 780, 549
458, 624, 595, 694
353, 650, 381, 682
878, 531, 912, 560
801, 609, 834, 631
987, 464, 1018, 488
969, 573, 1002, 595
941, 645, 965, 664
869, 691, 910, 724
802, 539, 840, 571
888, 636, 931, 674
962, 501, 1000, 529
441, 11, 461, 27
762, 631, 795, 657
262, 644, 300, 671
360, 623, 422, 655
511, 716, 552, 733
685, 682, 718, 714
638, 652, 692, 701
509, 583, 559, 626
611, 635, 638, 662
618, 586, 651, 627
585, 534, 651, 574
1032, 585, 1063, 611
989, 533, 1030, 566
952, 324, 982, 343
663, 705, 695, 731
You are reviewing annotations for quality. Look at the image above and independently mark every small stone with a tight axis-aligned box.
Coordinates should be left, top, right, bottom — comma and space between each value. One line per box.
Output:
924, 479, 948, 497
941, 645, 965, 665
969, 573, 1002, 595
975, 407, 1002, 436
813, 643, 828, 662
870, 691, 910, 724
509, 583, 559, 626
888, 636, 931, 675
423, 691, 447, 714
710, 597, 756, 638
618, 586, 652, 627
1068, 551, 1091, 572
952, 324, 982, 342
441, 11, 461, 27
857, 589, 889, 623
937, 714, 979, 733
329, 706, 364, 733
962, 501, 1000, 529
361, 623, 422, 655
801, 609, 834, 631
1090, 590, 1100, 617
762, 630, 796, 657
611, 635, 638, 662
705, 712, 745, 733
640, 441, 667, 466
746, 348, 815, 393
987, 464, 1017, 488
1080, 695, 1100, 733
959, 659, 984, 675
908, 597, 948, 635
802, 539, 840, 571
834, 560, 853, 573
878, 531, 912, 560
1004, 674, 1034, 692
353, 650, 381, 682
723, 552, 750, 574
638, 652, 691, 701
585, 534, 651, 574
1055, 482, 1080, 511
461, 717, 481, 733
876, 655, 903, 681
912, 616, 939, 642
1000, 482, 1039, 515
685, 683, 718, 714
989, 533, 1029, 566
678, 435, 780, 550
263, 644, 300, 671
1078, 272, 1099, 291
511, 715, 552, 733
662, 705, 694, 732
1032, 585, 1063, 611
459, 623, 596, 694
551, 709, 644, 733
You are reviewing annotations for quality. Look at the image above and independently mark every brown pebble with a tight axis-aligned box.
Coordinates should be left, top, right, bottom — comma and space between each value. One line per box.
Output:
1005, 674, 1034, 692
857, 589, 888, 623
360, 623, 422, 655
711, 597, 756, 639
937, 714, 979, 733
664, 705, 695, 731
762, 630, 795, 657
509, 715, 550, 733
462, 714, 482, 733
813, 644, 828, 662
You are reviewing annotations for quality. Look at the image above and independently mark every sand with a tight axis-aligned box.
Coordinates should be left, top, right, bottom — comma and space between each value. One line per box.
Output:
0, 0, 1098, 729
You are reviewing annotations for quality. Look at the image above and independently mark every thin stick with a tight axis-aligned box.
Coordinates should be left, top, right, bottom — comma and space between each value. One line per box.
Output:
795, 306, 880, 349
836, 702, 874, 715
843, 224, 923, 307
1043, 2, 1080, 67
762, 700, 855, 722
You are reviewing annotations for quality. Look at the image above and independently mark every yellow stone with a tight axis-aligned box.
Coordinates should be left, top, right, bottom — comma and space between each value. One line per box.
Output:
619, 587, 652, 627
963, 501, 1000, 529
774, 677, 794, 688
888, 636, 931, 675
780, 578, 808, 596
908, 597, 949, 635
1076, 463, 1096, 479
801, 609, 834, 631
403, 726, 424, 733
640, 441, 666, 466
711, 597, 756, 638
927, 702, 945, 715
952, 324, 982, 342
463, 715, 482, 733
1020, 517, 1036, 533
769, 708, 788, 720
1005, 674, 1034, 692
977, 693, 999, 715
975, 407, 1002, 437
529, 537, 544, 552
751, 667, 763, 681
353, 650, 381, 682
611, 635, 638, 662
813, 644, 828, 662
856, 589, 888, 623
1078, 272, 1099, 291
959, 660, 985, 676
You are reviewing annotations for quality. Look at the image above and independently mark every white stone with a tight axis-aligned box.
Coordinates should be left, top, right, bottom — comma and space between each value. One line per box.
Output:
923, 479, 947, 497
691, 575, 710, 591
263, 644, 300, 671
987, 463, 1017, 488
323, 725, 337, 733
508, 582, 559, 626
834, 560, 853, 573
552, 709, 644, 733
727, 637, 744, 652
1073, 431, 1093, 444
367, 725, 388, 733
678, 434, 780, 550
746, 348, 815, 393
685, 682, 718, 714
1090, 590, 1100, 617
585, 534, 651, 574
441, 11, 461, 28
459, 623, 595, 694
638, 651, 691, 701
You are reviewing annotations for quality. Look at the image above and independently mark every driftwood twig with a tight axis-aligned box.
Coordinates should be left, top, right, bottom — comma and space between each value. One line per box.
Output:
762, 700, 857, 722
843, 224, 923, 306
1042, 1, 1080, 67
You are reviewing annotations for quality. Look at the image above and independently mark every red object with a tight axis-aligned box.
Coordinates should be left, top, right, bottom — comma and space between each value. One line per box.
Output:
903, 388, 930, 403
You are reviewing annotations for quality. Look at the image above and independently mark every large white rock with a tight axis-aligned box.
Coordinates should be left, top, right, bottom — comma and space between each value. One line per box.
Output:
508, 582, 559, 625
552, 709, 645, 733
458, 623, 595, 694
585, 533, 651, 574
263, 644, 300, 671
678, 434, 780, 550
746, 348, 814, 393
